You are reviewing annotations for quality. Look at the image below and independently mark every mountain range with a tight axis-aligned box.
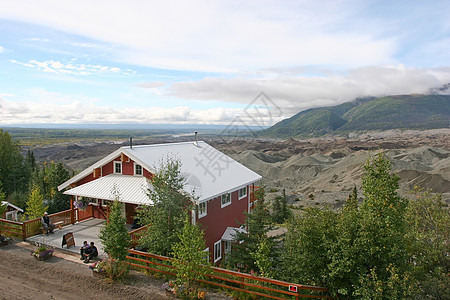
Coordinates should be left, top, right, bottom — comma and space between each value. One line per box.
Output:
263, 94, 450, 138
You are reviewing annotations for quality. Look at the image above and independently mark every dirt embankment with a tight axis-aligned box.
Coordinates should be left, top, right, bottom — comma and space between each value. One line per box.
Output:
0, 242, 172, 300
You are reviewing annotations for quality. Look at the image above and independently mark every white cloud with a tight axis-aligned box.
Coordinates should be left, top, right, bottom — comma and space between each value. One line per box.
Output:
0, 46, 4, 53
0, 94, 267, 125
9, 59, 126, 76
0, 0, 406, 72
166, 65, 450, 115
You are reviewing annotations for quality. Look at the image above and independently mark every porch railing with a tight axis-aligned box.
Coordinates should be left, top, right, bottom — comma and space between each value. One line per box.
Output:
0, 208, 76, 240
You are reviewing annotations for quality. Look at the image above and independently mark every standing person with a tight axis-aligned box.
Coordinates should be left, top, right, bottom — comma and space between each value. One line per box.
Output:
83, 242, 98, 263
80, 241, 89, 260
41, 212, 55, 235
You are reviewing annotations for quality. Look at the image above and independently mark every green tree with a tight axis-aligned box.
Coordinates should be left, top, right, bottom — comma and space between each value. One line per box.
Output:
280, 207, 337, 285
172, 216, 210, 297
99, 192, 130, 261
137, 157, 190, 256
31, 161, 70, 213
272, 189, 291, 224
0, 184, 6, 217
227, 188, 279, 275
0, 130, 31, 196
25, 184, 47, 219
405, 187, 450, 299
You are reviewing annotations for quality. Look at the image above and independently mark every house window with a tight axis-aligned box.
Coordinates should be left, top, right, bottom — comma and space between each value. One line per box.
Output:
221, 193, 231, 208
203, 247, 210, 263
114, 161, 122, 174
134, 163, 143, 176
224, 240, 232, 254
198, 202, 207, 218
214, 240, 222, 262
239, 186, 247, 199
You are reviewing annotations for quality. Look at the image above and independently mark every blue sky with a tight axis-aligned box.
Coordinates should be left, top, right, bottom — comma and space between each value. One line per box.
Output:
0, 0, 449, 126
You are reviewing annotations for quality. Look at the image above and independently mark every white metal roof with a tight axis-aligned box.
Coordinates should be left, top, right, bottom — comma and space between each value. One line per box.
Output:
59, 141, 262, 204
63, 174, 152, 205
1, 201, 24, 212
221, 226, 247, 241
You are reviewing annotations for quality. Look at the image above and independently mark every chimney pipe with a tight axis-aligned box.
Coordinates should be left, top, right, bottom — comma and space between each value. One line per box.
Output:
194, 132, 198, 146
130, 137, 133, 149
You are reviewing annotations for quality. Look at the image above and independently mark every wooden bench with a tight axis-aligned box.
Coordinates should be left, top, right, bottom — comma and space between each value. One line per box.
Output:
41, 221, 64, 234
54, 221, 63, 230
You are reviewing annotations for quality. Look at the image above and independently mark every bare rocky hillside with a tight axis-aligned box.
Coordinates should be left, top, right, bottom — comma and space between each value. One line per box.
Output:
27, 129, 450, 208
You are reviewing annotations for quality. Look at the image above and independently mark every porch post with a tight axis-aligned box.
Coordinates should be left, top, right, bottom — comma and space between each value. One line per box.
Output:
70, 196, 75, 224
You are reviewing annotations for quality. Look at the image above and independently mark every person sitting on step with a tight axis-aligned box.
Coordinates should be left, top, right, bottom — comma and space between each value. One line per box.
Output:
80, 241, 89, 260
83, 242, 98, 263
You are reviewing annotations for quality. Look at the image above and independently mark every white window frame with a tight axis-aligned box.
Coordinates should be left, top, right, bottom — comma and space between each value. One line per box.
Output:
224, 240, 232, 254
114, 161, 122, 174
203, 247, 210, 263
221, 193, 231, 208
134, 163, 143, 176
198, 201, 207, 218
239, 186, 247, 199
214, 240, 222, 262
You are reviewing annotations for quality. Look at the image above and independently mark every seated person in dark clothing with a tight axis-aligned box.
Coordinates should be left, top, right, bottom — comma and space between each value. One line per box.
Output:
131, 218, 141, 229
80, 240, 89, 260
83, 242, 98, 263
41, 212, 55, 235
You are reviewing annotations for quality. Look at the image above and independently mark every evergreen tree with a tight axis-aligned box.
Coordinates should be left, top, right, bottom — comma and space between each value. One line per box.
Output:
172, 216, 210, 296
227, 188, 279, 275
99, 192, 130, 260
25, 184, 47, 219
31, 162, 70, 213
0, 184, 6, 217
137, 157, 190, 256
0, 130, 30, 196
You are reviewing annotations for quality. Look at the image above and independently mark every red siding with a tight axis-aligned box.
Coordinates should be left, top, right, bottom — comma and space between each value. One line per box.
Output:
198, 187, 249, 264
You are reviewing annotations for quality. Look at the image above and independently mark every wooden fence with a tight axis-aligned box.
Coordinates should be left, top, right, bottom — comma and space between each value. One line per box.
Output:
0, 208, 76, 240
126, 249, 331, 300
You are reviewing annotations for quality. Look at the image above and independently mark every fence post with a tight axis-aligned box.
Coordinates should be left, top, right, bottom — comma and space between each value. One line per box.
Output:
22, 222, 27, 240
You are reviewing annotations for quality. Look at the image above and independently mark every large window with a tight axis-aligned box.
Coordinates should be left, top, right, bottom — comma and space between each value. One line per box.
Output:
114, 161, 122, 174
239, 186, 247, 199
214, 240, 222, 262
134, 163, 143, 176
198, 202, 207, 218
221, 193, 231, 208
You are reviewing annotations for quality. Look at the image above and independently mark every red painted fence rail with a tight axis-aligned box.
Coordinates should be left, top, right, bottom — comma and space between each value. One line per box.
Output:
126, 248, 332, 299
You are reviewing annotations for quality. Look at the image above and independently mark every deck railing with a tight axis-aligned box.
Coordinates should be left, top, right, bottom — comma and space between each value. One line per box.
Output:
126, 248, 331, 299
0, 208, 76, 239
128, 225, 149, 247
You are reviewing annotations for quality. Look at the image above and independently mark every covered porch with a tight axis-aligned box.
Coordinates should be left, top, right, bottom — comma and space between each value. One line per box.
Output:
26, 217, 146, 258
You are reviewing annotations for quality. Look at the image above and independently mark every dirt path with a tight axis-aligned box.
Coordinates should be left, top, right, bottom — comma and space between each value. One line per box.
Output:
0, 241, 230, 300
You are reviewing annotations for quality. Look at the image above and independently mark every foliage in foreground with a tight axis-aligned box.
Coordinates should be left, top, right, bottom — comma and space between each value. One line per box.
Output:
99, 194, 130, 261
137, 157, 191, 256
171, 216, 210, 299
279, 152, 448, 299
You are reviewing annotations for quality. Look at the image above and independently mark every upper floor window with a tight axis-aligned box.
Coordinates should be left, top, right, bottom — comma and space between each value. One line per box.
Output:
239, 186, 247, 199
134, 163, 143, 176
221, 193, 231, 208
114, 161, 122, 174
198, 202, 207, 218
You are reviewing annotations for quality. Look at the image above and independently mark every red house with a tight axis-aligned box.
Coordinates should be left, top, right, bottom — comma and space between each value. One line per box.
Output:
58, 140, 261, 263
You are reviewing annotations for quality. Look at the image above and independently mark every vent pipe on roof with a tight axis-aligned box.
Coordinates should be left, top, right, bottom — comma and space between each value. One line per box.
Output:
130, 137, 133, 149
194, 132, 198, 147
